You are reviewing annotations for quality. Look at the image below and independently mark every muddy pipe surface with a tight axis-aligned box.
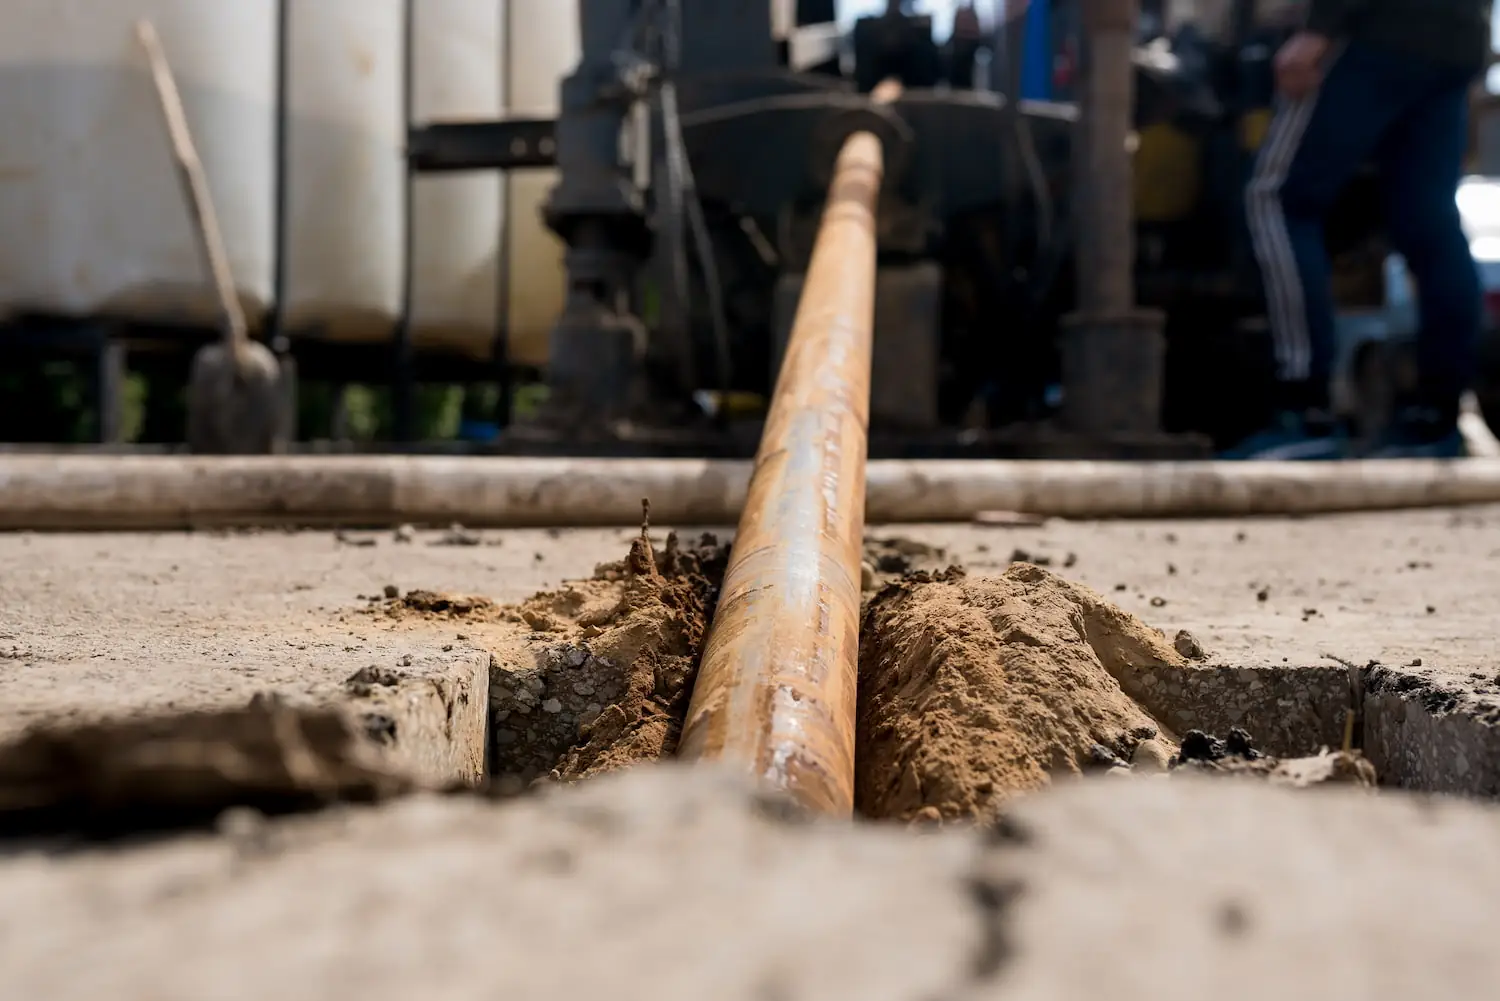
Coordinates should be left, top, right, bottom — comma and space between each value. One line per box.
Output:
675, 129, 886, 816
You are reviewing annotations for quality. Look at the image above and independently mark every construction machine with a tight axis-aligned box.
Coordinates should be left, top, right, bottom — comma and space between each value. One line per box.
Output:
409, 0, 1490, 458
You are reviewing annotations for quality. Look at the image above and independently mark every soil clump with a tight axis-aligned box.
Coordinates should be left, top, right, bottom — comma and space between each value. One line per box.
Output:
1173, 727, 1377, 788
856, 564, 1381, 825
470, 531, 726, 788
855, 564, 1191, 824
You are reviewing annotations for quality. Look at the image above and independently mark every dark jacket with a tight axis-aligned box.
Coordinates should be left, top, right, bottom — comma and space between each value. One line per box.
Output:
1307, 0, 1492, 74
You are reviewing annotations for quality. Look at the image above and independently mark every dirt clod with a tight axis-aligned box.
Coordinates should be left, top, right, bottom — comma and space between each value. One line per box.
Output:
854, 565, 1186, 824
344, 665, 405, 696
1174, 630, 1207, 661
1178, 729, 1228, 764
433, 523, 481, 547
865, 536, 949, 576
379, 590, 501, 620
1171, 726, 1377, 788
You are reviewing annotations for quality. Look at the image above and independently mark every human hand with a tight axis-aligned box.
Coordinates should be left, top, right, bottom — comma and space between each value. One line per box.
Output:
1274, 31, 1332, 99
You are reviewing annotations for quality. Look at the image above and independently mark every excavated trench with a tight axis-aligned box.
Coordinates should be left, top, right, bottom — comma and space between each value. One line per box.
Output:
369, 527, 1496, 822
1, 526, 1491, 839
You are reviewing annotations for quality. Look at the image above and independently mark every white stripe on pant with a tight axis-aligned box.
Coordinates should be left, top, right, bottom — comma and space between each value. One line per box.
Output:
1244, 46, 1345, 386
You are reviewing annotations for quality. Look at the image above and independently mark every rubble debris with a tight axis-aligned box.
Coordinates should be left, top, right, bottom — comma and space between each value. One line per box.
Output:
865, 536, 949, 576
1171, 726, 1376, 788
344, 665, 404, 697
373, 590, 502, 621
487, 531, 726, 786
1177, 729, 1228, 764
1173, 630, 1207, 660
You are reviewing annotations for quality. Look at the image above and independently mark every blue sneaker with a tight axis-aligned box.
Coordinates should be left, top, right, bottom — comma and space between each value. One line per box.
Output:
1219, 410, 1347, 460
1363, 407, 1467, 459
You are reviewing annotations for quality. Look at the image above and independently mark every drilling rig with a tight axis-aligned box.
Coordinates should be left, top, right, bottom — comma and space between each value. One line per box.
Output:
407, 0, 1465, 458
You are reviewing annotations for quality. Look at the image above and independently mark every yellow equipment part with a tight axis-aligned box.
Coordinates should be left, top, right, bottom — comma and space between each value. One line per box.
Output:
1240, 108, 1273, 152
1132, 122, 1202, 224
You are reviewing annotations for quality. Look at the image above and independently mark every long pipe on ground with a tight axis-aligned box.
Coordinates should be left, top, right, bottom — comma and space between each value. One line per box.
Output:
673, 116, 890, 815
6, 456, 1500, 528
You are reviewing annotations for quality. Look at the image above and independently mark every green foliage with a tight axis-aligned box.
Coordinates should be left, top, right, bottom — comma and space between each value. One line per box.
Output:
4, 355, 531, 445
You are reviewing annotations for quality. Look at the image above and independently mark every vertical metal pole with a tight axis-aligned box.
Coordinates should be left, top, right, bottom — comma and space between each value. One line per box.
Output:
97, 334, 127, 445
393, 0, 416, 443
271, 0, 289, 344
1059, 0, 1167, 436
272, 0, 295, 442
493, 0, 514, 432
1075, 0, 1135, 315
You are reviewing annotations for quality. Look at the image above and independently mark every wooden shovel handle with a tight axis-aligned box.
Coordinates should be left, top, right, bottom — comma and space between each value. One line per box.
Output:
135, 19, 248, 353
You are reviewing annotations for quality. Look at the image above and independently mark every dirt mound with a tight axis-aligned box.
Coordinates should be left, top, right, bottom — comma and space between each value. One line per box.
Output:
488, 532, 724, 787
855, 564, 1190, 824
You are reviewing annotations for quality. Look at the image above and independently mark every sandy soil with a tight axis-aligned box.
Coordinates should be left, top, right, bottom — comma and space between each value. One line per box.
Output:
2, 510, 1500, 995
7, 508, 1497, 723
3, 509, 1498, 784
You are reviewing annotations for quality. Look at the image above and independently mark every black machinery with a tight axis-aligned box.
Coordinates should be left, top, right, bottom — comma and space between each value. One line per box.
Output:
403, 0, 1398, 457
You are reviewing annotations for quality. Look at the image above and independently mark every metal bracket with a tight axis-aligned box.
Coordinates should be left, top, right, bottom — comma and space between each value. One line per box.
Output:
407, 119, 557, 173
808, 98, 914, 190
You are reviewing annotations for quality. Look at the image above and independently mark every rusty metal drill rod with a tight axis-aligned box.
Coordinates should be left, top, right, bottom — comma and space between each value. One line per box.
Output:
676, 130, 885, 816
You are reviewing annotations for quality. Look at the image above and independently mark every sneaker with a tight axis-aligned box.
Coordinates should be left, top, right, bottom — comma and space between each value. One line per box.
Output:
1363, 407, 1467, 459
1218, 410, 1346, 460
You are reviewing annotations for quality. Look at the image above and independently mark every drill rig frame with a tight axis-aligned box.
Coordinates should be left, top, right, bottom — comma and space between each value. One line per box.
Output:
409, 1, 1321, 459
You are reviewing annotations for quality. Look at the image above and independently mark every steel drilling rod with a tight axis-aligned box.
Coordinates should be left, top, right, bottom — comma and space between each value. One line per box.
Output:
675, 124, 889, 816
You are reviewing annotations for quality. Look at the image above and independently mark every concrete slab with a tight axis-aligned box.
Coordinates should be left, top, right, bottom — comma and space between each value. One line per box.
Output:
2, 508, 1497, 796
0, 527, 633, 785
3, 766, 1498, 1000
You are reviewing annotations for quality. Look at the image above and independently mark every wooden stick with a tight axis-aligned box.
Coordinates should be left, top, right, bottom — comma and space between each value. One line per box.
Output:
135, 20, 249, 359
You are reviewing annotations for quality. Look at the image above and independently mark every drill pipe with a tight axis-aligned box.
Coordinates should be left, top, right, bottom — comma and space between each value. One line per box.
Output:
675, 131, 886, 816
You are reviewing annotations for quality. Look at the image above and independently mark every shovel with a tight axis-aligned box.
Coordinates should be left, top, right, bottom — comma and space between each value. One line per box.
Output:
137, 19, 285, 454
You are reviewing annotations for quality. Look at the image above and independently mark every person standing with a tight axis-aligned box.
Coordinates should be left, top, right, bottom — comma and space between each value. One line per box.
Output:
1229, 0, 1492, 459
949, 2, 985, 88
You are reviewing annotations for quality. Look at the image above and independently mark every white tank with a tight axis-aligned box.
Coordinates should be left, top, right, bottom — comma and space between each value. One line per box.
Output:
504, 0, 579, 368
0, 0, 277, 323
409, 0, 505, 360
282, 0, 404, 341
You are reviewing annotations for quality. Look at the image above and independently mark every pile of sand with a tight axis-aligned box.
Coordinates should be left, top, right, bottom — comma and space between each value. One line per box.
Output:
478, 532, 726, 788
855, 564, 1190, 823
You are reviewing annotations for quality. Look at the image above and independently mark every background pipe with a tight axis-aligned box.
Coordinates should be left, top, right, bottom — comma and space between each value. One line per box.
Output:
6, 455, 1500, 529
673, 126, 887, 816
